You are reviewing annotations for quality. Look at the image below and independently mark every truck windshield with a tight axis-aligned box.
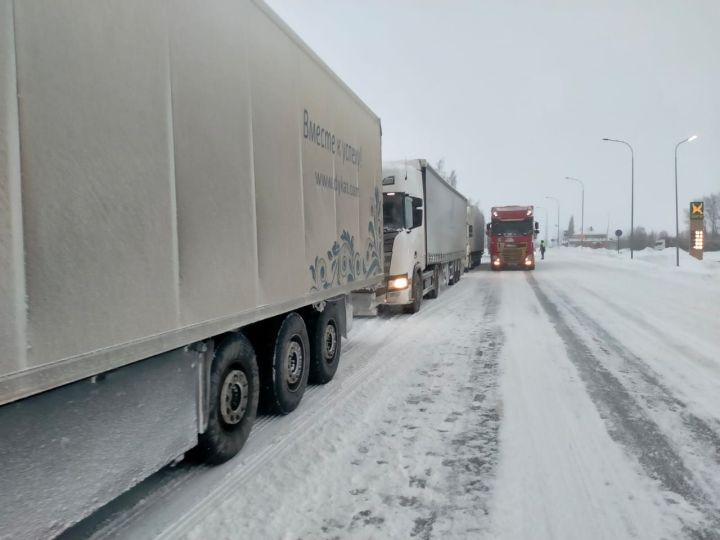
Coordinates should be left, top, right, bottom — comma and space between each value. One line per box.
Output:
492, 220, 533, 236
383, 193, 405, 231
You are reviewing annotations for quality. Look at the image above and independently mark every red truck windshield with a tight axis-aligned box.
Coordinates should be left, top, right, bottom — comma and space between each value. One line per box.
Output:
492, 220, 534, 236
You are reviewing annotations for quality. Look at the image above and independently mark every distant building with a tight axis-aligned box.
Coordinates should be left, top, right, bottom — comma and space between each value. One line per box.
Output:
565, 233, 609, 248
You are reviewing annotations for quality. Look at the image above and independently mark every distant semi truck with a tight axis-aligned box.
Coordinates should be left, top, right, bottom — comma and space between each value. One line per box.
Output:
0, 1, 382, 537
466, 204, 486, 270
379, 160, 468, 313
486, 205, 540, 270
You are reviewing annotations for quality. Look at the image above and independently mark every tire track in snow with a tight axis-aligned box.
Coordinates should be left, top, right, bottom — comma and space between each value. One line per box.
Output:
564, 278, 719, 377
437, 286, 504, 529
307, 275, 504, 539
545, 281, 720, 472
527, 274, 720, 539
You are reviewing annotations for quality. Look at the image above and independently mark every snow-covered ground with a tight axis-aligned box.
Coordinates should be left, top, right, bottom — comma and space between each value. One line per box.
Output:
67, 249, 720, 540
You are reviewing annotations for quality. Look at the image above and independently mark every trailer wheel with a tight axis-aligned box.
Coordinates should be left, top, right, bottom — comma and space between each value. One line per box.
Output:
449, 264, 460, 285
308, 303, 342, 384
426, 267, 439, 299
195, 334, 259, 464
262, 313, 310, 414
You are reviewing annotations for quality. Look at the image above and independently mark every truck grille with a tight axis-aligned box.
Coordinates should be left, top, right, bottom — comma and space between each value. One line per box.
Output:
500, 246, 525, 264
383, 232, 398, 274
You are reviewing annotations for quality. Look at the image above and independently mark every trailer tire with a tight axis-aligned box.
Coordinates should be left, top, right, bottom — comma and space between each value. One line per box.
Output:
261, 313, 310, 415
308, 303, 342, 384
426, 267, 439, 299
195, 334, 259, 464
449, 264, 460, 285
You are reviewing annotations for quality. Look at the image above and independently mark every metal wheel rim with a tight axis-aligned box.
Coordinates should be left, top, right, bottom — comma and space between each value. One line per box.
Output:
286, 338, 305, 389
220, 369, 249, 426
323, 322, 338, 361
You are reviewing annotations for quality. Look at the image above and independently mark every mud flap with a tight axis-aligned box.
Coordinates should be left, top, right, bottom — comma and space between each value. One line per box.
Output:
351, 290, 378, 318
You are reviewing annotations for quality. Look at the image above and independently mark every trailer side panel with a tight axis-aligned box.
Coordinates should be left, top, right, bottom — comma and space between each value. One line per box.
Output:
0, 0, 382, 406
424, 165, 467, 264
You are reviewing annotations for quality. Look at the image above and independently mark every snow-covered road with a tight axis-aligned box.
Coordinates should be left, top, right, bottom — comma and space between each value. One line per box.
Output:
66, 249, 720, 540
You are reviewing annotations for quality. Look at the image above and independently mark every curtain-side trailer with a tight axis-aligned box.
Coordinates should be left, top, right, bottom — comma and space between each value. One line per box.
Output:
0, 1, 382, 537
465, 204, 486, 270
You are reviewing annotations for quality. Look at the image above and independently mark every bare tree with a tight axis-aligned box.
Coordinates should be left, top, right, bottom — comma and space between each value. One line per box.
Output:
631, 226, 649, 250
435, 158, 458, 187
705, 192, 719, 236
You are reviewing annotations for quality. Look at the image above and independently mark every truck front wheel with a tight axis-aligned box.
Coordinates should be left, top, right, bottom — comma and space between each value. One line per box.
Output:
308, 303, 342, 384
426, 267, 439, 299
406, 271, 423, 314
195, 334, 259, 464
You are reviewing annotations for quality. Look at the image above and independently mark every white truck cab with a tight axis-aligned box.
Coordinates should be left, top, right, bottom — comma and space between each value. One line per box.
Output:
382, 162, 427, 309
380, 160, 467, 313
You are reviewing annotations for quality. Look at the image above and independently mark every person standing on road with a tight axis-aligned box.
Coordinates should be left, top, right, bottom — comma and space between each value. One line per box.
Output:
540, 240, 546, 260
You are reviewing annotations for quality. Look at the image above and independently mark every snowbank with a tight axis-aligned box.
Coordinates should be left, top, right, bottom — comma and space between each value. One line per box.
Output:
554, 246, 720, 278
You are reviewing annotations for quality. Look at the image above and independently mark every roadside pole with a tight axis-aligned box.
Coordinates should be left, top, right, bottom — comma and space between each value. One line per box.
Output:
689, 201, 704, 261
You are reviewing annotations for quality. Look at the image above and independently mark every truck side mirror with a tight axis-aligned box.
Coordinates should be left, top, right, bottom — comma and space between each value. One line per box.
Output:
486, 223, 491, 234
413, 208, 423, 228
534, 221, 539, 229
412, 198, 423, 228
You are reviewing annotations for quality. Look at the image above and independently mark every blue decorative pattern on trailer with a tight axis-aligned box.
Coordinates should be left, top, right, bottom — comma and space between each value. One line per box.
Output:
310, 188, 382, 291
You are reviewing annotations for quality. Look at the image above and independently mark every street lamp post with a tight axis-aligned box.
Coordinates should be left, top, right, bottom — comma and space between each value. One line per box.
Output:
602, 138, 634, 258
545, 196, 560, 247
674, 135, 698, 267
565, 177, 584, 246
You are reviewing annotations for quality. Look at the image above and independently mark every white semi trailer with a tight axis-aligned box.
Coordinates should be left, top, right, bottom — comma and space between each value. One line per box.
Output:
0, 1, 382, 537
380, 160, 467, 313
466, 204, 486, 270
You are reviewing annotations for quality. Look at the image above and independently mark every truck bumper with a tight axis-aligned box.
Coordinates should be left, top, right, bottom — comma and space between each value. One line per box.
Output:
380, 285, 413, 306
351, 290, 379, 317
492, 259, 535, 270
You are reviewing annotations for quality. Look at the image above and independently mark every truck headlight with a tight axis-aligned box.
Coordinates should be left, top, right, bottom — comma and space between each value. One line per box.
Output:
524, 256, 533, 266
388, 274, 409, 290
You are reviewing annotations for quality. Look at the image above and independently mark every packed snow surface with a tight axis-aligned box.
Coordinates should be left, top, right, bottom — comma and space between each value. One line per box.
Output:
69, 248, 720, 540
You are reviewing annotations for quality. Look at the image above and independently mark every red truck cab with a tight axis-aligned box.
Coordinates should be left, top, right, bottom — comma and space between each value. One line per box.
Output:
486, 206, 540, 270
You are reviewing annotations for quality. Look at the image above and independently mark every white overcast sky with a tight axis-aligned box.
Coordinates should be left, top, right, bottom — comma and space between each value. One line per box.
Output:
266, 0, 719, 235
